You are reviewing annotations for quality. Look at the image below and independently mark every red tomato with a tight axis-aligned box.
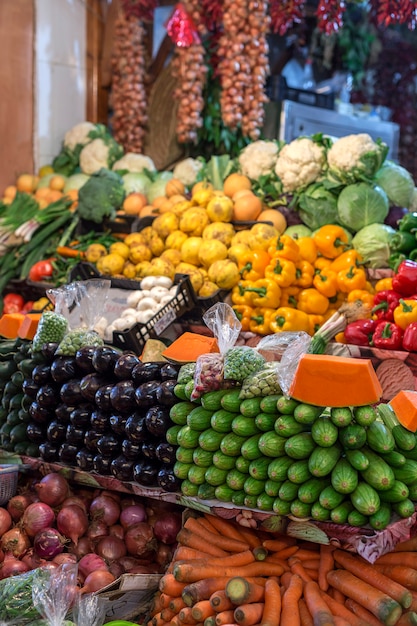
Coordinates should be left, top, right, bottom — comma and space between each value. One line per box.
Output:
28, 260, 54, 282
3, 293, 25, 313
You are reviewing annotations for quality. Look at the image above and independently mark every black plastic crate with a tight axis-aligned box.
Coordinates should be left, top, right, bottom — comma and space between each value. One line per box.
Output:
278, 76, 335, 110
69, 262, 144, 291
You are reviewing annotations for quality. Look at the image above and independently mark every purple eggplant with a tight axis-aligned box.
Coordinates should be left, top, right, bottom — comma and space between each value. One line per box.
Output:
95, 384, 114, 411
109, 413, 128, 436
122, 439, 142, 460
70, 404, 92, 428
110, 455, 134, 481
93, 454, 112, 475
66, 424, 86, 445
135, 380, 159, 408
90, 410, 111, 433
29, 402, 52, 424
50, 357, 77, 383
39, 442, 59, 463
110, 380, 137, 413
114, 353, 141, 380
80, 373, 108, 403
155, 442, 176, 465
76, 448, 95, 471
157, 466, 181, 492
36, 385, 59, 410
55, 403, 76, 424
125, 413, 148, 443
92, 346, 120, 375
75, 346, 96, 373
155, 380, 177, 407
145, 406, 171, 438
132, 362, 162, 384
59, 443, 78, 465
32, 364, 52, 385
60, 379, 83, 405
97, 434, 121, 457
46, 420, 67, 444
133, 461, 159, 487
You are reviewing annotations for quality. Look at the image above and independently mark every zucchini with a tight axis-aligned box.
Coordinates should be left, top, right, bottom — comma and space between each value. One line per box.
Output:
267, 456, 294, 482
197, 483, 216, 500
353, 404, 377, 427
298, 477, 330, 504
9, 422, 28, 444
319, 485, 345, 510
205, 465, 228, 486
339, 424, 367, 450
249, 456, 271, 481
278, 480, 299, 502
284, 432, 315, 460
347, 509, 368, 527
201, 389, 230, 411
331, 458, 358, 494
330, 501, 354, 524
290, 499, 311, 519
259, 394, 281, 414
310, 501, 331, 521
380, 450, 407, 468
330, 406, 353, 428
392, 498, 415, 518
177, 425, 201, 449
255, 412, 277, 432
220, 390, 242, 413
193, 447, 214, 467
176, 446, 195, 463
231, 415, 260, 438
235, 455, 251, 473
272, 498, 291, 515
287, 459, 312, 484
187, 407, 213, 431
244, 476, 266, 496
214, 485, 235, 502
308, 444, 342, 477
231, 490, 246, 506
212, 450, 236, 470
226, 469, 247, 491
378, 402, 416, 451
244, 494, 259, 508
379, 480, 409, 503
169, 401, 195, 425
345, 448, 369, 471
220, 433, 246, 457
211, 409, 237, 433
174, 461, 193, 479
265, 479, 282, 497
366, 420, 395, 453
258, 432, 287, 458
257, 492, 275, 512
166, 424, 182, 445
369, 502, 392, 531
6, 410, 21, 427
240, 434, 263, 460
239, 397, 263, 418
187, 465, 207, 485
274, 415, 307, 438
293, 403, 324, 424
407, 481, 417, 500
198, 428, 224, 452
174, 384, 188, 401
361, 448, 395, 491
276, 396, 299, 415
311, 417, 338, 448
393, 459, 417, 484
351, 482, 381, 516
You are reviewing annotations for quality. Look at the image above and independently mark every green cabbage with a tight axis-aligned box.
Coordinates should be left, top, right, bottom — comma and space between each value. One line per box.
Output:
374, 161, 415, 208
337, 182, 389, 232
147, 175, 173, 203
122, 172, 152, 195
297, 182, 339, 230
63, 173, 90, 192
284, 224, 313, 239
352, 223, 395, 268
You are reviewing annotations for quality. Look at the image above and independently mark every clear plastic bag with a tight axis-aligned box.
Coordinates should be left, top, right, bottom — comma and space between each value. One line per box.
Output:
239, 361, 282, 398
72, 592, 106, 626
32, 563, 78, 626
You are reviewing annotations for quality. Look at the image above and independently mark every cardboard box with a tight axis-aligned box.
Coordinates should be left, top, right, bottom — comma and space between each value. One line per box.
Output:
95, 573, 161, 623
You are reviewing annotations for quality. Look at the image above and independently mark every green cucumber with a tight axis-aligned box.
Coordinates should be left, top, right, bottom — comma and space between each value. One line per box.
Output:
259, 395, 281, 414
366, 420, 395, 453
311, 501, 331, 521
9, 422, 28, 444
244, 494, 259, 508
220, 389, 242, 413
197, 483, 216, 500
211, 409, 237, 433
265, 479, 282, 497
244, 476, 266, 496
290, 499, 311, 519
331, 459, 358, 494
220, 433, 246, 457
231, 415, 260, 437
330, 501, 354, 524
235, 455, 251, 473
393, 459, 417, 484
298, 477, 330, 504
187, 465, 207, 485
193, 448, 214, 467
406, 482, 417, 499
274, 415, 307, 438
177, 424, 201, 448
361, 448, 395, 491
7, 410, 21, 427
255, 412, 277, 432
378, 402, 416, 451
293, 403, 324, 424
308, 444, 342, 477
311, 417, 338, 448
278, 480, 299, 501
187, 407, 213, 431
276, 396, 299, 414
339, 424, 367, 450
347, 509, 368, 527
231, 491, 246, 506
267, 456, 294, 482
249, 456, 271, 481
379, 480, 409, 503
353, 404, 377, 427
351, 482, 380, 516
201, 389, 230, 411
330, 406, 353, 427
272, 498, 291, 515
205, 465, 228, 486
212, 450, 236, 470
319, 485, 345, 510
241, 434, 263, 460
258, 432, 287, 458
214, 485, 235, 502
345, 448, 369, 471
239, 397, 263, 418
380, 450, 407, 468
184, 380, 195, 400
198, 428, 224, 452
226, 469, 248, 491
284, 432, 315, 460
369, 502, 392, 531
287, 459, 312, 484
392, 498, 415, 518
257, 492, 275, 511
166, 424, 182, 445
175, 462, 193, 479
174, 384, 188, 401
402, 445, 417, 461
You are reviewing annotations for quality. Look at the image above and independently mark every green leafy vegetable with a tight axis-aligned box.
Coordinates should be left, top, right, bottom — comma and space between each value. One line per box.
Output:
337, 182, 389, 231
352, 223, 395, 268
77, 168, 125, 223
298, 182, 340, 230
374, 160, 415, 209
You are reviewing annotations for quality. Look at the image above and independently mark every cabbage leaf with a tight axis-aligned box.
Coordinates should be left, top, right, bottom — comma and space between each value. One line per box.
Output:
374, 160, 415, 208
337, 182, 389, 231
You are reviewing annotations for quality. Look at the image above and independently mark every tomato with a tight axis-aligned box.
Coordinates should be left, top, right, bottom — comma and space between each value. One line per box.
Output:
28, 259, 54, 282
21, 301, 34, 313
3, 293, 25, 313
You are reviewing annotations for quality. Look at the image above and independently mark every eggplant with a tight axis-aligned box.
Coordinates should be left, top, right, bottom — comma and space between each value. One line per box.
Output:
29, 402, 53, 424
110, 454, 134, 481
93, 454, 112, 475
70, 404, 93, 428
141, 440, 159, 461
114, 353, 141, 380
110, 381, 137, 413
90, 410, 111, 433
66, 424, 86, 445
22, 379, 40, 399
109, 414, 128, 436
59, 443, 78, 465
122, 439, 142, 460
157, 466, 182, 492
96, 434, 121, 457
92, 346, 120, 375
155, 442, 176, 465
32, 364, 52, 385
95, 384, 114, 411
132, 362, 162, 384
26, 422, 46, 443
41, 342, 59, 362
133, 461, 159, 487
134, 380, 159, 409
75, 346, 96, 373
80, 373, 108, 403
76, 448, 95, 471
156, 380, 178, 407
125, 413, 148, 443
50, 357, 77, 383
39, 442, 59, 463
60, 379, 83, 405
36, 384, 59, 410
145, 406, 171, 437
160, 363, 180, 381
55, 403, 76, 424
46, 420, 67, 444
84, 429, 101, 452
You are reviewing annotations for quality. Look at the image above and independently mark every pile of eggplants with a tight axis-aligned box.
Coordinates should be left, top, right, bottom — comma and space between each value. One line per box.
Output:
22, 343, 182, 491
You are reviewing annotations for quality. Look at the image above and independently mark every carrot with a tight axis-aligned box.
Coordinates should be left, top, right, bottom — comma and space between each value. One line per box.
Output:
182, 578, 267, 607
289, 557, 315, 583
56, 246, 85, 259
374, 564, 417, 592
299, 598, 314, 626
280, 574, 303, 626
260, 577, 281, 626
396, 612, 417, 625
192, 601, 216, 622
233, 602, 264, 626
161, 608, 178, 622
280, 571, 293, 590
204, 550, 256, 568
209, 590, 235, 613
151, 612, 167, 626
320, 590, 367, 625
304, 581, 335, 626
262, 537, 297, 552
171, 617, 182, 626
159, 593, 174, 609
318, 545, 335, 592
332, 617, 350, 626
327, 569, 403, 626
179, 607, 198, 624
344, 598, 387, 626
161, 574, 187, 597
225, 577, 265, 605
170, 597, 188, 613
302, 559, 321, 571
183, 518, 250, 553
375, 552, 417, 569
252, 546, 269, 561
236, 526, 263, 549
394, 537, 417, 552
215, 610, 236, 626
408, 590, 417, 612
295, 549, 320, 561
328, 588, 345, 604
204, 514, 248, 543
333, 549, 412, 609
198, 516, 222, 534
273, 545, 299, 561
204, 617, 216, 626
177, 529, 229, 557
173, 561, 284, 584
175, 546, 217, 562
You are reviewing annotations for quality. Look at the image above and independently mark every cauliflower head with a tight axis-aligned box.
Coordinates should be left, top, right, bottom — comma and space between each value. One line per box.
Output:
173, 158, 203, 186
80, 136, 124, 175
238, 140, 279, 179
275, 137, 325, 192
64, 122, 96, 150
327, 133, 388, 184
112, 152, 156, 173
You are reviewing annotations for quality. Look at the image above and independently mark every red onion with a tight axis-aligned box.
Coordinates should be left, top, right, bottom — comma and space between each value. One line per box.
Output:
108, 560, 125, 579
86, 519, 109, 542
56, 505, 88, 546
35, 473, 70, 507
0, 527, 31, 557
78, 553, 108, 578
53, 552, 77, 565
96, 536, 127, 563
22, 548, 44, 571
0, 548, 4, 563
120, 504, 147, 529
80, 570, 115, 594
33, 527, 65, 559
120, 496, 138, 509
156, 542, 175, 568
7, 493, 34, 522
60, 496, 88, 513
153, 512, 182, 545
129, 564, 162, 574
124, 522, 156, 558
69, 536, 94, 559
109, 524, 124, 540
101, 490, 121, 503
22, 502, 55, 538
0, 508, 12, 536
89, 495, 120, 526
0, 553, 29, 579
117, 555, 143, 572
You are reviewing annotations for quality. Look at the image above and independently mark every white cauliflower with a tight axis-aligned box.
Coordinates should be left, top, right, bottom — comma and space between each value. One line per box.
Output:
275, 137, 325, 192
80, 136, 124, 175
173, 158, 203, 186
327, 133, 388, 183
64, 122, 96, 150
112, 152, 156, 173
238, 140, 279, 180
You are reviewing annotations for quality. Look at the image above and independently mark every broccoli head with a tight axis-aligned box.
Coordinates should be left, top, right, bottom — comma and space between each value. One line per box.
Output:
77, 168, 126, 223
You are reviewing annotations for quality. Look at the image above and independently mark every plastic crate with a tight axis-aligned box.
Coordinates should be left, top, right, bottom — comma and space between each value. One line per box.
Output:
0, 465, 19, 505
278, 76, 335, 110
69, 262, 145, 291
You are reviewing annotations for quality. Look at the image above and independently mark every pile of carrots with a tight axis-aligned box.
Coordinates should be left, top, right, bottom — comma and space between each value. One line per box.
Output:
149, 513, 417, 626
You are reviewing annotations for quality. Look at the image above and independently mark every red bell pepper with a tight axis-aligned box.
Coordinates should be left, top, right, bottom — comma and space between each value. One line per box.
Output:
392, 260, 417, 297
371, 290, 402, 322
3, 293, 25, 314
371, 321, 403, 350
402, 322, 417, 352
344, 319, 377, 346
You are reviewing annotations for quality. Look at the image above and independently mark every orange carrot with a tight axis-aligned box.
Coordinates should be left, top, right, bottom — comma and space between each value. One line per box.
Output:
273, 545, 299, 561
192, 601, 216, 622
280, 571, 293, 590
182, 578, 267, 607
177, 529, 229, 557
233, 602, 264, 626
170, 597, 187, 613
394, 537, 417, 552
260, 577, 281, 626
344, 598, 385, 626
280, 574, 303, 626
204, 550, 256, 568
56, 246, 85, 259
374, 564, 417, 592
395, 612, 417, 625
327, 569, 403, 626
160, 574, 187, 597
299, 598, 314, 626
179, 607, 198, 624
151, 612, 167, 626
173, 561, 284, 584
408, 590, 417, 612
289, 557, 315, 583
333, 549, 412, 609
320, 590, 366, 625
262, 537, 297, 552
209, 590, 235, 613
318, 545, 335, 592
236, 526, 263, 549
159, 593, 174, 609
225, 577, 265, 605
183, 518, 249, 553
332, 617, 350, 626
175, 546, 217, 562
304, 581, 335, 626
375, 552, 417, 569
171, 617, 181, 626
198, 516, 222, 534
204, 617, 216, 626
328, 588, 345, 604
161, 608, 178, 622
215, 610, 236, 626
295, 549, 320, 561
204, 514, 249, 543
302, 559, 321, 571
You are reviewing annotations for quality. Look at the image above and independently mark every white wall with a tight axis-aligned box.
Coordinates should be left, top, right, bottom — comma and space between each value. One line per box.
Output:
35, 0, 87, 169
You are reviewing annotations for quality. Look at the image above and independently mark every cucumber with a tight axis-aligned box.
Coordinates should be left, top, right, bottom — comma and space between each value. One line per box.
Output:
378, 402, 416, 451
9, 422, 28, 444
330, 501, 354, 524
249, 456, 271, 481
345, 448, 369, 471
235, 455, 251, 473
244, 476, 266, 496
298, 477, 330, 504
260, 395, 281, 414
258, 432, 287, 458
379, 480, 409, 503
201, 389, 230, 411
166, 424, 182, 445
184, 380, 196, 400
215, 485, 235, 502
231, 491, 246, 506
181, 478, 199, 496
169, 401, 193, 425
369, 502, 392, 531
311, 417, 338, 448
308, 444, 342, 477
220, 433, 246, 457
347, 509, 368, 527
392, 498, 415, 518
205, 465, 228, 486
407, 481, 417, 499
174, 384, 188, 401
226, 469, 247, 491
241, 434, 263, 460
278, 480, 299, 502
198, 428, 224, 452
174, 461, 193, 479
265, 479, 282, 497
193, 447, 214, 467
284, 432, 315, 460
366, 420, 395, 453
239, 397, 263, 418
197, 483, 216, 500
330, 406, 353, 427
187, 407, 213, 431
287, 459, 312, 484
272, 498, 291, 515
274, 415, 306, 438
276, 396, 299, 414
257, 492, 275, 512
177, 425, 201, 449
331, 459, 358, 494
353, 404, 377, 427
380, 450, 407, 468
361, 448, 395, 491
339, 424, 367, 450
7, 410, 21, 427
267, 456, 294, 482
255, 412, 277, 432
212, 450, 236, 470
351, 482, 380, 516
319, 485, 345, 510
244, 494, 259, 508
310, 501, 331, 521
187, 465, 207, 485
393, 459, 417, 484
231, 415, 260, 437
290, 499, 311, 519
211, 409, 237, 433
220, 389, 242, 413
293, 403, 323, 424
402, 445, 417, 461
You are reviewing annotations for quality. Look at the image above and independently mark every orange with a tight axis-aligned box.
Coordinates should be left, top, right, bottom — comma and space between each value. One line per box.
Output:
158, 198, 175, 214
232, 189, 253, 202
3, 185, 17, 200
122, 192, 148, 215
49, 174, 66, 191
223, 173, 252, 198
152, 195, 167, 209
139, 205, 159, 218
65, 189, 79, 211
35, 187, 51, 200
257, 209, 287, 233
16, 174, 37, 193
191, 180, 213, 196
232, 192, 262, 221
165, 178, 185, 197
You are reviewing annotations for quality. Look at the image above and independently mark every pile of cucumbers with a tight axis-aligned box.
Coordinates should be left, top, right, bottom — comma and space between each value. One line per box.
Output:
168, 381, 417, 531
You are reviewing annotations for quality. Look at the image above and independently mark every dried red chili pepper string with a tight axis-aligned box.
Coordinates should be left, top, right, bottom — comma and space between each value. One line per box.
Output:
269, 0, 304, 36
120, 0, 157, 21
370, 0, 417, 27
201, 0, 223, 31
316, 0, 346, 34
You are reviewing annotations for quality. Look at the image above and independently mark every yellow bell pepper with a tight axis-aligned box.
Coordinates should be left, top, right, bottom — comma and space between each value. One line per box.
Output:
270, 307, 310, 333
336, 265, 367, 293
294, 260, 315, 288
314, 256, 333, 271
393, 299, 417, 330
238, 249, 270, 281
249, 307, 275, 335
232, 305, 253, 332
308, 314, 325, 336
265, 257, 297, 288
231, 281, 255, 306
313, 225, 351, 259
374, 276, 394, 292
297, 288, 330, 315
297, 237, 317, 264
347, 289, 374, 311
280, 285, 300, 308
243, 278, 281, 308
330, 249, 364, 273
268, 234, 300, 262
313, 268, 338, 298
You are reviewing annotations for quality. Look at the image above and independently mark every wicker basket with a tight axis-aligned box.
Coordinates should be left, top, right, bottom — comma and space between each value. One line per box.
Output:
0, 465, 19, 506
